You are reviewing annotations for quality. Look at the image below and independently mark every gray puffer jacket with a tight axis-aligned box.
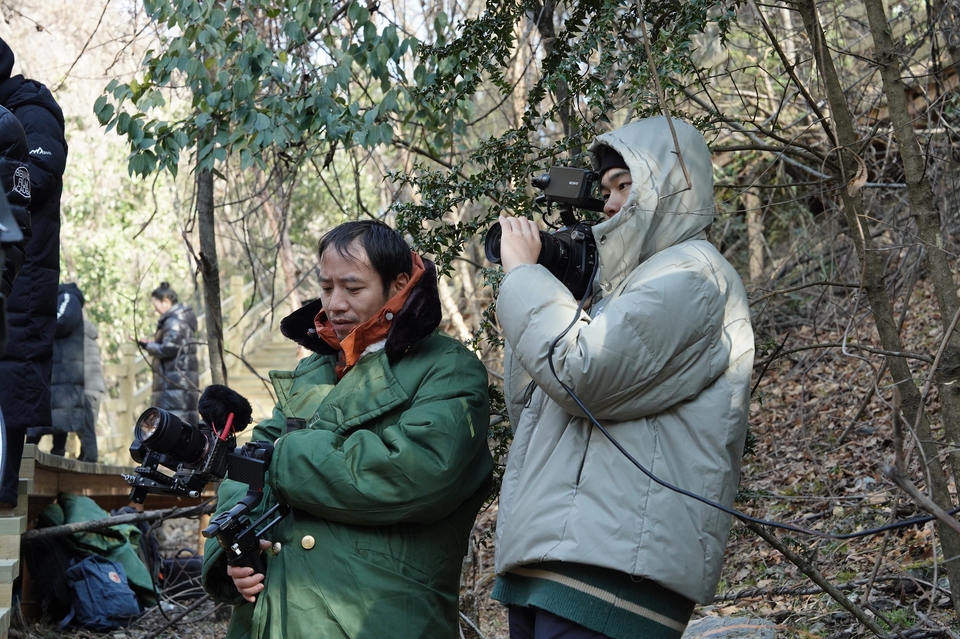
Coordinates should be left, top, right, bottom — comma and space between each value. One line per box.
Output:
147, 302, 200, 425
494, 117, 754, 603
50, 282, 85, 433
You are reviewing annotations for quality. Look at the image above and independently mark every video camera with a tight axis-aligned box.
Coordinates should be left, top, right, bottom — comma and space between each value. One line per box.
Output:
123, 384, 298, 573
484, 167, 603, 299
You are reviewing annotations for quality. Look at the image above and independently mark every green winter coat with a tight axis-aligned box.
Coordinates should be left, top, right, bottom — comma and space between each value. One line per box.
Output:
202, 259, 492, 639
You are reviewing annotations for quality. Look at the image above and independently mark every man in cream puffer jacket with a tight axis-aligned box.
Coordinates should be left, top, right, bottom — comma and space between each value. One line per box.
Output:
492, 117, 754, 639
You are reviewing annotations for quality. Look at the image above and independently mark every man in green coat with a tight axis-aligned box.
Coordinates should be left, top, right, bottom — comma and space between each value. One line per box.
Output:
201, 221, 493, 639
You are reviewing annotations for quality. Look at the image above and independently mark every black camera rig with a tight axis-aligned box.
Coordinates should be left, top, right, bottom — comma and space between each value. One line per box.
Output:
485, 167, 603, 299
123, 385, 297, 575
123, 384, 255, 503
200, 441, 290, 574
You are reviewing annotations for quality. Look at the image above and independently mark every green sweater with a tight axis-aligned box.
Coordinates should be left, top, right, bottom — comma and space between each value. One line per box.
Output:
493, 562, 695, 639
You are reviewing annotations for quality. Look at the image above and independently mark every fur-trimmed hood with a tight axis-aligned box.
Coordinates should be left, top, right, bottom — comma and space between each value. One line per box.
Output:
280, 256, 443, 359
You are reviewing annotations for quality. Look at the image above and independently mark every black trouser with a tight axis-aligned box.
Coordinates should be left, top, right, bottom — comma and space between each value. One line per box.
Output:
509, 606, 612, 639
26, 429, 68, 456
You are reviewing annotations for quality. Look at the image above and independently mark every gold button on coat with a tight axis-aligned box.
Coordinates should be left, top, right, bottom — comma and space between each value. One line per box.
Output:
301, 535, 316, 550
271, 542, 282, 555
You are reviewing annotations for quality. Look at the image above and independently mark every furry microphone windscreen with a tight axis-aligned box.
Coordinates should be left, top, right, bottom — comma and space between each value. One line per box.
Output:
198, 384, 254, 432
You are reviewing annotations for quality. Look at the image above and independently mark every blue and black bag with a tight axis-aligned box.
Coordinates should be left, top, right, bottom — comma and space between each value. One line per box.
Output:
60, 555, 141, 631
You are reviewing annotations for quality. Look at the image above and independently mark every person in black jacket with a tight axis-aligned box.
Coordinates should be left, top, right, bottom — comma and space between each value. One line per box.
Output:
0, 105, 31, 301
0, 103, 31, 358
26, 283, 95, 460
0, 37, 69, 507
0, 103, 31, 489
138, 282, 200, 426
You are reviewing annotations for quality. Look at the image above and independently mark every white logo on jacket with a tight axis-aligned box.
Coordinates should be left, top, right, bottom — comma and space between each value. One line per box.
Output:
12, 166, 30, 199
29, 146, 52, 156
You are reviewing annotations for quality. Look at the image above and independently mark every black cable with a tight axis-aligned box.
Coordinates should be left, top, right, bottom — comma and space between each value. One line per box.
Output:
543, 271, 955, 541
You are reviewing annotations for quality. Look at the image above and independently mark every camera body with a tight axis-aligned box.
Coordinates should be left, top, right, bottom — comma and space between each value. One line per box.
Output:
485, 167, 603, 299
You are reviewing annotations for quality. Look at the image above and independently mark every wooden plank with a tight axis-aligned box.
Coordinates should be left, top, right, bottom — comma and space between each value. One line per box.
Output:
27, 469, 58, 497
0, 519, 24, 537
0, 537, 17, 562
0, 560, 18, 582
0, 607, 10, 639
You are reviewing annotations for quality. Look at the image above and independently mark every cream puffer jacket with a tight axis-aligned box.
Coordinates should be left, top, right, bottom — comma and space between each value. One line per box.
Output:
494, 117, 754, 603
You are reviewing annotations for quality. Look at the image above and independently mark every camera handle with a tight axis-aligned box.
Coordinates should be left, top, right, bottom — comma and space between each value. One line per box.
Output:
203, 489, 290, 576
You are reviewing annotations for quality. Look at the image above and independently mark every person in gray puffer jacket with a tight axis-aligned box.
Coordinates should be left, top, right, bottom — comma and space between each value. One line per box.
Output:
26, 282, 87, 457
139, 282, 199, 426
492, 118, 754, 639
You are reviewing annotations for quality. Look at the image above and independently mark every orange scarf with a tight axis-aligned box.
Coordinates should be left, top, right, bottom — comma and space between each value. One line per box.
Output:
314, 252, 425, 378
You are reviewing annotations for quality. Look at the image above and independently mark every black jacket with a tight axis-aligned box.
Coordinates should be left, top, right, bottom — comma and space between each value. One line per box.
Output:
0, 104, 30, 299
50, 283, 86, 432
0, 36, 68, 432
147, 303, 200, 426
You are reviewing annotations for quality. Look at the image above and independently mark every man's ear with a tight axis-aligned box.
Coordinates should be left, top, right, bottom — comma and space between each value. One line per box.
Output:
389, 272, 410, 298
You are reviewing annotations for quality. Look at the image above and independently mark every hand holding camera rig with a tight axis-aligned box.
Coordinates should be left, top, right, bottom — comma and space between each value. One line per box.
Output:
484, 166, 603, 299
123, 384, 290, 575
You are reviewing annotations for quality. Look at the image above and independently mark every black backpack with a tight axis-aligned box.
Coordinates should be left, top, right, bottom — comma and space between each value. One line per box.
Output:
21, 534, 79, 622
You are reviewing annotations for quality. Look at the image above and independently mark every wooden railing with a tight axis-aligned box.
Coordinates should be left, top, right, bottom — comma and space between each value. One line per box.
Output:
98, 275, 281, 464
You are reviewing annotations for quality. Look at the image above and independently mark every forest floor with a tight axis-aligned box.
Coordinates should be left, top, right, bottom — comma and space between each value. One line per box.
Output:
11, 279, 960, 639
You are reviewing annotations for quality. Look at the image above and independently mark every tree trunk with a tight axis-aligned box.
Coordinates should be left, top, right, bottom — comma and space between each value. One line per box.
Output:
744, 186, 765, 282
197, 167, 227, 386
259, 167, 302, 314
528, 1, 576, 140
795, 0, 960, 609
863, 0, 960, 607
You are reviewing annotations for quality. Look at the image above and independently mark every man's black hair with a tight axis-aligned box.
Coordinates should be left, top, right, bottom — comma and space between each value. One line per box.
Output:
318, 221, 413, 293
151, 281, 178, 304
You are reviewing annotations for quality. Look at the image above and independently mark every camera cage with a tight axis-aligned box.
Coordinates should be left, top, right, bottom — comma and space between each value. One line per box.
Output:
123, 405, 301, 575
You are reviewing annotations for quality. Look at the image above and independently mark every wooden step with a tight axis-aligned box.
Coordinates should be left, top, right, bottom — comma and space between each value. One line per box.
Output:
0, 606, 11, 639
0, 523, 22, 639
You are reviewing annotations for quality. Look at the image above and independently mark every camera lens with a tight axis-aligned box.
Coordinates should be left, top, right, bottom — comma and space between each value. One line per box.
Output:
531, 174, 551, 190
134, 407, 208, 464
484, 223, 503, 264
135, 408, 163, 441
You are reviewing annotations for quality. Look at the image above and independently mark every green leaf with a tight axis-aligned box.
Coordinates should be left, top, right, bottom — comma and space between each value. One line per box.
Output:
347, 0, 360, 22
93, 96, 114, 125
128, 151, 157, 177
380, 89, 398, 114
379, 121, 393, 144
117, 112, 131, 134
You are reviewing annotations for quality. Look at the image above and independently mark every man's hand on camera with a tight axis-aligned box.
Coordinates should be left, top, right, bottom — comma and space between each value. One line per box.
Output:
499, 215, 541, 273
227, 539, 273, 602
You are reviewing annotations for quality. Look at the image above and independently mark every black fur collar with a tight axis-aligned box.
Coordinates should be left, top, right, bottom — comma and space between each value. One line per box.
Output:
279, 257, 443, 358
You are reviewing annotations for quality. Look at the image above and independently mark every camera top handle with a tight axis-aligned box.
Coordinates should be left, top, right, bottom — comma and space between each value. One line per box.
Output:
532, 167, 605, 225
